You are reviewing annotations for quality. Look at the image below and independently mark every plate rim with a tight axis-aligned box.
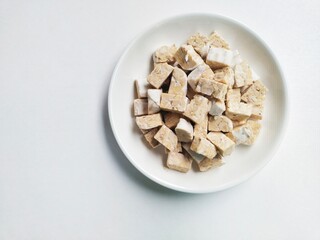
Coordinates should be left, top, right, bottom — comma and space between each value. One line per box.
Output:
108, 13, 289, 194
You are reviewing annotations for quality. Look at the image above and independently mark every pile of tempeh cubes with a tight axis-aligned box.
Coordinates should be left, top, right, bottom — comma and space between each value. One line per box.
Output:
133, 32, 268, 173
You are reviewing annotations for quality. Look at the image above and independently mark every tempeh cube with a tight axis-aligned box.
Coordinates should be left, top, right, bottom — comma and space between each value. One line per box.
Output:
147, 63, 173, 89
135, 113, 163, 130
207, 132, 235, 156
183, 95, 210, 124
154, 125, 178, 151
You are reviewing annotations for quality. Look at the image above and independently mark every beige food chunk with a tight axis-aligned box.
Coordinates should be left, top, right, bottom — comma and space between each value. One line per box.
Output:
208, 116, 233, 132
231, 50, 243, 67
226, 120, 261, 145
187, 63, 214, 90
243, 120, 261, 145
208, 32, 230, 49
175, 118, 193, 142
147, 89, 162, 114
135, 113, 163, 130
174, 44, 204, 71
133, 99, 148, 116
182, 143, 205, 162
207, 132, 235, 156
166, 152, 192, 173
143, 128, 160, 148
164, 112, 181, 129
147, 63, 173, 89
187, 33, 210, 57
234, 61, 253, 88
250, 104, 264, 120
206, 47, 234, 70
241, 80, 268, 105
209, 99, 225, 116
213, 67, 234, 88
154, 125, 178, 151
198, 154, 224, 172
226, 125, 251, 145
160, 93, 187, 113
165, 142, 182, 154
226, 88, 241, 107
225, 102, 253, 122
168, 67, 188, 96
194, 115, 208, 138
153, 45, 177, 64
183, 94, 210, 124
134, 80, 148, 98
195, 79, 228, 100
190, 137, 217, 159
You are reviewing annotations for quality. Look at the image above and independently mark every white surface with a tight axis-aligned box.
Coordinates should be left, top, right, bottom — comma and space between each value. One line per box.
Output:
109, 14, 288, 193
0, 0, 319, 239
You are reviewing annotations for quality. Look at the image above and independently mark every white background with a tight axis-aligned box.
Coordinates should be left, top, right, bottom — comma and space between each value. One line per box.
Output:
0, 0, 319, 239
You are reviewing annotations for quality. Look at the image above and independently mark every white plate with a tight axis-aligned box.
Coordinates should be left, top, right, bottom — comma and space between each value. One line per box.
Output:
108, 13, 288, 193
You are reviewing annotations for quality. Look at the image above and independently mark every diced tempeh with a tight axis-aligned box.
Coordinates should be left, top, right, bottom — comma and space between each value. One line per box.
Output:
183, 95, 210, 124
226, 88, 241, 107
198, 154, 224, 172
187, 33, 209, 57
168, 67, 188, 96
147, 63, 173, 89
206, 47, 234, 70
226, 120, 261, 145
143, 128, 160, 148
182, 143, 205, 162
208, 32, 230, 49
213, 67, 234, 88
174, 44, 204, 71
187, 63, 214, 91
208, 116, 233, 132
160, 93, 187, 113
207, 132, 235, 156
209, 99, 226, 116
225, 102, 253, 122
134, 80, 148, 98
166, 152, 192, 173
234, 61, 253, 88
153, 45, 177, 64
225, 125, 251, 145
135, 113, 163, 130
164, 142, 182, 154
190, 137, 217, 159
175, 118, 193, 142
154, 125, 178, 151
133, 99, 148, 116
164, 112, 181, 129
241, 80, 268, 105
147, 89, 162, 114
194, 115, 208, 138
196, 79, 228, 100
250, 104, 264, 120
231, 50, 243, 67
243, 120, 261, 145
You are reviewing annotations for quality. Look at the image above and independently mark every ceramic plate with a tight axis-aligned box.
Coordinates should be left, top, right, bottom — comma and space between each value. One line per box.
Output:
108, 13, 288, 193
